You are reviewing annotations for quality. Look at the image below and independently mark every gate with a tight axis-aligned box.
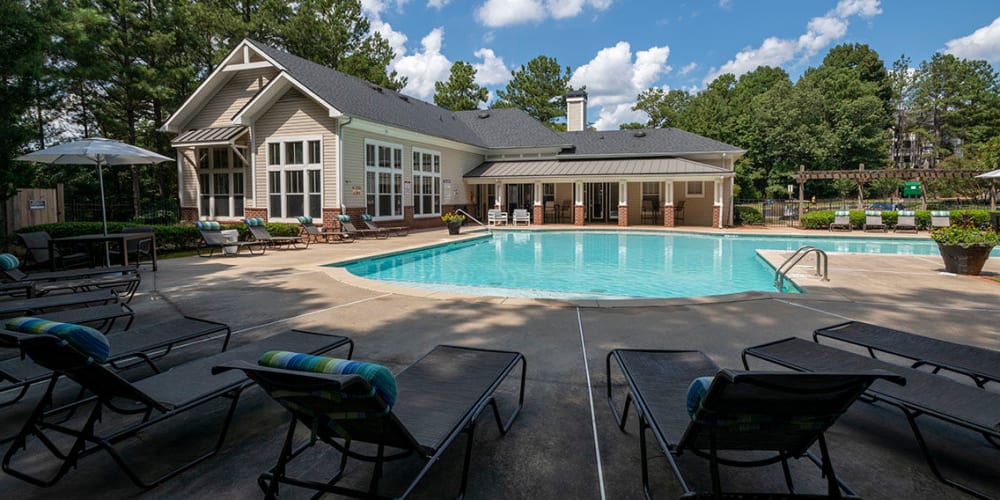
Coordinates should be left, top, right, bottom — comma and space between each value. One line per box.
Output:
4, 186, 63, 233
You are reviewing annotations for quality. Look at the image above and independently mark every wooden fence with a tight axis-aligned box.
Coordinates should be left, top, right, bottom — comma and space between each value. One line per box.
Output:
4, 186, 63, 233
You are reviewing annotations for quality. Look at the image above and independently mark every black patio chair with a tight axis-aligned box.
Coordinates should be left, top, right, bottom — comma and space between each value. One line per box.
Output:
0, 289, 121, 317
606, 348, 903, 499
195, 221, 265, 257
361, 213, 408, 236
214, 344, 526, 498
16, 231, 89, 270
2, 327, 352, 488
244, 218, 308, 249
296, 216, 353, 243
743, 337, 1000, 499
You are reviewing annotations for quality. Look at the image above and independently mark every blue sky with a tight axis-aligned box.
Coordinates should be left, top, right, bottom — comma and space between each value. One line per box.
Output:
361, 0, 1000, 129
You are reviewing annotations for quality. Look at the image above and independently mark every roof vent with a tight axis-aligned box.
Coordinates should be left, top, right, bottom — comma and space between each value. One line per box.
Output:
633, 131, 646, 137
398, 94, 409, 102
370, 84, 383, 93
477, 111, 490, 119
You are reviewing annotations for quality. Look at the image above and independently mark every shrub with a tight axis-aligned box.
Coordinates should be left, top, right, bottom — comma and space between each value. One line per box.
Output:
733, 206, 763, 225
800, 209, 988, 231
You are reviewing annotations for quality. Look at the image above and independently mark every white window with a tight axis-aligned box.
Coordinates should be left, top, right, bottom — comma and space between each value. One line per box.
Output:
412, 148, 441, 217
197, 147, 245, 219
686, 181, 704, 198
267, 137, 322, 220
642, 182, 660, 204
365, 139, 403, 218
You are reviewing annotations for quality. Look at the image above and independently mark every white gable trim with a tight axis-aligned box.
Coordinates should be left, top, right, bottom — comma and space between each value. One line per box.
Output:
232, 72, 342, 125
160, 39, 281, 133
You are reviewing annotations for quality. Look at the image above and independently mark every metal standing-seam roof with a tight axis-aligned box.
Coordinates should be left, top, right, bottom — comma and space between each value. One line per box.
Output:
464, 157, 733, 178
170, 126, 247, 146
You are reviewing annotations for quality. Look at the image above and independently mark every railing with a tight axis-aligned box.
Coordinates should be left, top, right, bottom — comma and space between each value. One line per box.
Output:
456, 208, 484, 227
774, 246, 829, 291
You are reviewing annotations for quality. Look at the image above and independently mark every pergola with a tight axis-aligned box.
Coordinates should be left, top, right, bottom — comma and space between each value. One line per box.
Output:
791, 164, 984, 217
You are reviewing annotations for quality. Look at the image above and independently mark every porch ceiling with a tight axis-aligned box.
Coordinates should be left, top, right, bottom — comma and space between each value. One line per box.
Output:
464, 157, 731, 179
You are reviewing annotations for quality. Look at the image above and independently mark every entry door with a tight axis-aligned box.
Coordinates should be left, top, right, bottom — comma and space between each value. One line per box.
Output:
588, 183, 605, 221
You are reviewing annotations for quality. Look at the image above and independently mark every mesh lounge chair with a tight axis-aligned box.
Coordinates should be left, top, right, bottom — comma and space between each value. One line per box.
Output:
296, 216, 353, 243
606, 348, 900, 499
0, 289, 120, 318
16, 231, 89, 270
1, 253, 140, 300
931, 210, 951, 228
487, 209, 508, 226
814, 320, 1000, 388
512, 208, 531, 226
214, 344, 525, 498
743, 337, 1000, 499
196, 221, 265, 257
338, 215, 388, 239
244, 218, 308, 249
894, 210, 918, 233
829, 210, 852, 231
361, 213, 408, 236
1, 326, 352, 488
863, 210, 886, 232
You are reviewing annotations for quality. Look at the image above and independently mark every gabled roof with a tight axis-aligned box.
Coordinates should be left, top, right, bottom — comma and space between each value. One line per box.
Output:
453, 109, 569, 149
464, 158, 732, 178
558, 129, 745, 157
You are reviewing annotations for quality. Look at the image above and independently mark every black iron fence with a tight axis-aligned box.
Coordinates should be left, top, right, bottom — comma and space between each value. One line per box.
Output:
64, 199, 180, 225
734, 198, 994, 228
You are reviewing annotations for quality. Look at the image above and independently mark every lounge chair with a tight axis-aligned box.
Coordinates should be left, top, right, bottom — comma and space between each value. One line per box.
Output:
894, 210, 918, 233
931, 210, 951, 228
338, 215, 388, 239
743, 337, 1000, 499
195, 221, 265, 257
296, 216, 353, 243
0, 289, 120, 317
863, 210, 886, 232
16, 231, 89, 269
1, 325, 352, 487
244, 218, 308, 249
110, 226, 155, 269
214, 344, 525, 498
814, 320, 1000, 388
361, 213, 408, 236
606, 348, 900, 499
0, 314, 221, 409
829, 210, 852, 231
487, 209, 508, 226
512, 208, 531, 226
1, 253, 140, 301
674, 200, 685, 225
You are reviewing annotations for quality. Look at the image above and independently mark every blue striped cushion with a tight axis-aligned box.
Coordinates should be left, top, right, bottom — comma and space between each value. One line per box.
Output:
0, 253, 19, 271
259, 351, 397, 408
686, 375, 830, 432
297, 216, 313, 225
834, 210, 849, 216
686, 376, 713, 418
5, 317, 110, 363
931, 210, 950, 217
196, 221, 221, 231
245, 217, 265, 227
360, 214, 373, 221
865, 210, 882, 216
336, 215, 351, 222
898, 210, 915, 216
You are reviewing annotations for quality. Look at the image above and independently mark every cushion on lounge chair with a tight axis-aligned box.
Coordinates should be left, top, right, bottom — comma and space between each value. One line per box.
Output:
336, 215, 350, 222
865, 210, 881, 216
834, 210, 849, 216
297, 216, 313, 224
361, 214, 373, 221
898, 210, 915, 216
5, 316, 110, 362
685, 376, 713, 417
931, 210, 950, 217
196, 221, 222, 231
245, 217, 265, 227
258, 351, 397, 409
0, 253, 19, 271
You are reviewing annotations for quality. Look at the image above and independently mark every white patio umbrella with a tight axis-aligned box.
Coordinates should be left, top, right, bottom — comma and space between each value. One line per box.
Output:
16, 137, 173, 235
975, 168, 1000, 210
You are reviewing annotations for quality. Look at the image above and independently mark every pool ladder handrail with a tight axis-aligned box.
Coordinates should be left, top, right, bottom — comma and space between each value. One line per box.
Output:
455, 208, 484, 227
774, 246, 829, 291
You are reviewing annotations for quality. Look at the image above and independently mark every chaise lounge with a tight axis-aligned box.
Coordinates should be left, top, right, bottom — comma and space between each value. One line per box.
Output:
195, 221, 265, 257
296, 216, 353, 243
361, 213, 408, 236
244, 218, 308, 249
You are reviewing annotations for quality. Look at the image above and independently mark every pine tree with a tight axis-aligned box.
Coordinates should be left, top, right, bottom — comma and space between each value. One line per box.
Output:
434, 62, 488, 111
493, 55, 572, 126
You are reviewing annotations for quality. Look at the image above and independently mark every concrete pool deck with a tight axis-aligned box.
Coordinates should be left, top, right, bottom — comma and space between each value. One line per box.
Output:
1, 225, 997, 499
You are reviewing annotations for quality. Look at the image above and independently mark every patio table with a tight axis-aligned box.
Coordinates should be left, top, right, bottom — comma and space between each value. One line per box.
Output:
49, 232, 157, 272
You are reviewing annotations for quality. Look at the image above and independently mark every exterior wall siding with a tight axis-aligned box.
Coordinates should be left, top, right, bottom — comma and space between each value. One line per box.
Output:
179, 148, 199, 207
186, 68, 278, 130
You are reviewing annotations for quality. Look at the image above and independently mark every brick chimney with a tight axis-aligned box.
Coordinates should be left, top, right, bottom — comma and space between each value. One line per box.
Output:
566, 90, 588, 132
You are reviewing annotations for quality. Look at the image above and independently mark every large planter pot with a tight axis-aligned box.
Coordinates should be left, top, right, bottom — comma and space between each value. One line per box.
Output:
447, 221, 462, 235
936, 242, 994, 275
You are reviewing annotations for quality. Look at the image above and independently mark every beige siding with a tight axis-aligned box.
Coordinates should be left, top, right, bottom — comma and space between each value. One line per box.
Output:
179, 148, 199, 206
340, 128, 484, 217
187, 68, 278, 130
251, 89, 339, 214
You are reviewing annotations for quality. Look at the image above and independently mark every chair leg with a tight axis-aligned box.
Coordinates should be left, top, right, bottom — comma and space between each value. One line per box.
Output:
902, 408, 993, 499
262, 417, 298, 499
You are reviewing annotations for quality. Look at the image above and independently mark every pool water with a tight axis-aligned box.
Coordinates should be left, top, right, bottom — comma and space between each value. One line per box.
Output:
336, 231, 954, 300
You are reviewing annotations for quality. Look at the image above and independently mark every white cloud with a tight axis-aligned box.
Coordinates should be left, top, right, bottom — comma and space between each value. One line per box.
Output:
361, 0, 409, 62
473, 48, 511, 85
679, 62, 698, 76
944, 16, 1000, 63
704, 0, 881, 84
476, 0, 612, 27
569, 41, 670, 129
427, 0, 450, 8
393, 28, 453, 100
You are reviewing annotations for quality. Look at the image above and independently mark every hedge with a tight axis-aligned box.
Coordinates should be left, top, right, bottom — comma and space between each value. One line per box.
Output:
800, 210, 988, 230
734, 206, 764, 225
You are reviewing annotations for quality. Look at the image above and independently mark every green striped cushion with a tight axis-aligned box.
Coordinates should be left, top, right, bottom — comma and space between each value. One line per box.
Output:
297, 216, 313, 225
931, 210, 950, 217
360, 214, 373, 221
196, 221, 221, 231
686, 376, 713, 418
0, 253, 19, 271
245, 217, 265, 227
865, 210, 882, 216
834, 210, 849, 216
686, 375, 830, 432
5, 317, 110, 363
259, 351, 397, 408
336, 215, 351, 222
898, 210, 915, 216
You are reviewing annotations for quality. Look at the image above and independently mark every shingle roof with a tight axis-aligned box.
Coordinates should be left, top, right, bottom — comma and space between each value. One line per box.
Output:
464, 158, 732, 178
558, 129, 744, 156
453, 109, 569, 149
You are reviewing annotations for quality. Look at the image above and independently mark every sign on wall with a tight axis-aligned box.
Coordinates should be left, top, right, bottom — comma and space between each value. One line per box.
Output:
28, 199, 46, 210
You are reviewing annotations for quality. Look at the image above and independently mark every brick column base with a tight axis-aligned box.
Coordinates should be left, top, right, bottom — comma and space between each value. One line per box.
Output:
244, 207, 267, 221
321, 208, 342, 229
712, 205, 721, 228
617, 205, 628, 227
664, 206, 675, 227
180, 207, 199, 223
574, 205, 584, 226
532, 204, 543, 225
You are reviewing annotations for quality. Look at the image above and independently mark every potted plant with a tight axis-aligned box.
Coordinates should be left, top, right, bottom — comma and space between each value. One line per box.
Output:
441, 212, 465, 235
931, 222, 1000, 275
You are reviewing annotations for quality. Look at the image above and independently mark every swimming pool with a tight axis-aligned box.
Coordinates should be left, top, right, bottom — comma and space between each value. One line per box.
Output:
336, 231, 954, 300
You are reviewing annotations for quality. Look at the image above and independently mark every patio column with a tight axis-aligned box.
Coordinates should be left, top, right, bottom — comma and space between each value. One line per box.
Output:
495, 179, 503, 209
533, 180, 543, 225
664, 181, 675, 227
714, 178, 724, 229
574, 181, 584, 226
618, 181, 628, 227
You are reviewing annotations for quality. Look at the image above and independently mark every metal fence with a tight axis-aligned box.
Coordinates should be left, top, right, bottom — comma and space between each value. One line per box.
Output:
735, 198, 994, 228
64, 199, 180, 225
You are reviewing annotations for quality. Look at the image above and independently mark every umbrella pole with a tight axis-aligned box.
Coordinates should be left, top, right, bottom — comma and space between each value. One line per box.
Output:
97, 160, 111, 266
